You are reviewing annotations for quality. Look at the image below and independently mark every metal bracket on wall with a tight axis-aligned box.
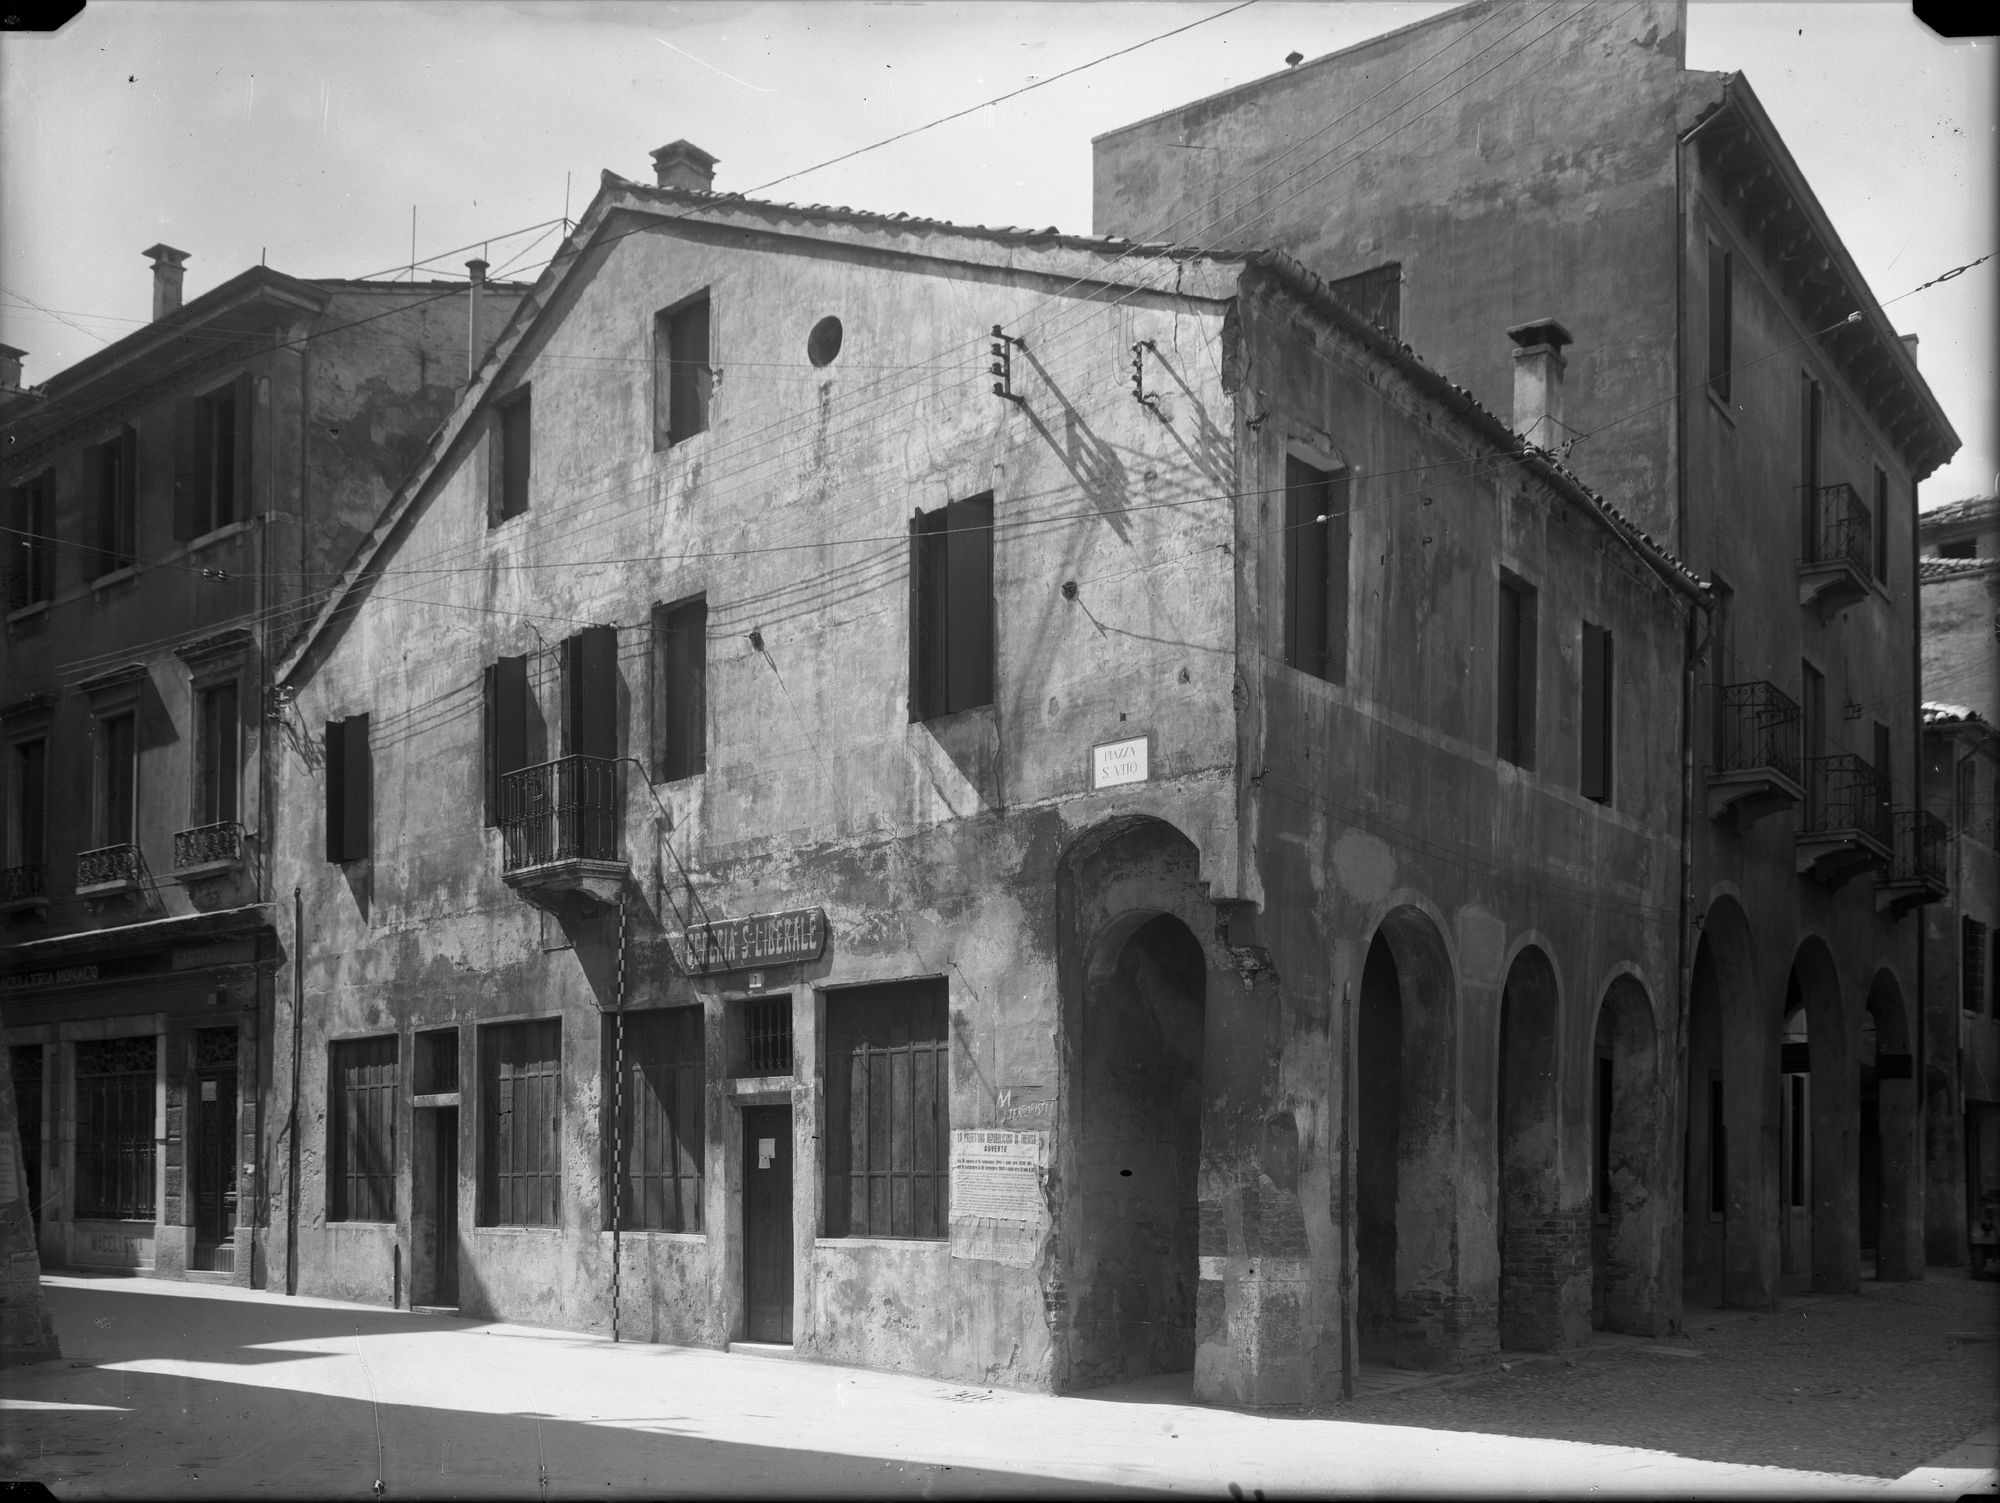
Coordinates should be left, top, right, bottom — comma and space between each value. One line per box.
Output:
1130, 339, 1163, 416
990, 325, 1025, 406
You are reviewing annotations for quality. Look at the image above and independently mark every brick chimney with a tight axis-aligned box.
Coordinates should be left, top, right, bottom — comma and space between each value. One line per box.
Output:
1507, 318, 1574, 452
0, 343, 23, 393
144, 244, 190, 321
1900, 332, 1920, 365
650, 140, 718, 193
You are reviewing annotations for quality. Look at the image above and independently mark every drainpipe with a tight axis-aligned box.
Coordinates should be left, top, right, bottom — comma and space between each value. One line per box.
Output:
286, 885, 304, 1296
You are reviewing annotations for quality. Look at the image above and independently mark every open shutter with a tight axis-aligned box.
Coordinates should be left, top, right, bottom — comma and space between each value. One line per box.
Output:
341, 714, 371, 861
908, 512, 931, 722
172, 397, 200, 540
564, 627, 617, 761
482, 665, 500, 827
324, 720, 347, 862
944, 493, 993, 714
1581, 625, 1611, 802
118, 425, 139, 554
1326, 467, 1350, 686
232, 371, 254, 520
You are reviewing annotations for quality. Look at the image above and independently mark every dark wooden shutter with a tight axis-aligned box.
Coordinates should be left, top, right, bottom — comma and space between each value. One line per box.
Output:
1800, 376, 1821, 554
172, 396, 200, 540
562, 626, 618, 761
909, 510, 939, 722
1581, 623, 1612, 802
653, 599, 706, 781
944, 494, 994, 714
484, 655, 529, 825
668, 295, 711, 445
324, 719, 347, 862
501, 391, 531, 521
1326, 467, 1350, 686
1284, 456, 1331, 678
230, 371, 254, 523
824, 978, 949, 1240
1707, 243, 1731, 400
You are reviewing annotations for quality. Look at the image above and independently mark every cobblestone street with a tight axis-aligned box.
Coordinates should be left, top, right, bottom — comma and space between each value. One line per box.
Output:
1344, 1272, 2000, 1481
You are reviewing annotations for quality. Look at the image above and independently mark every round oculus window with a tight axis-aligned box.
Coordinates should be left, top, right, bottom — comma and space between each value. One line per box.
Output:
807, 315, 844, 367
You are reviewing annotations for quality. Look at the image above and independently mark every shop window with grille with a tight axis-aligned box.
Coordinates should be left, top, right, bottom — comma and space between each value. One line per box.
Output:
823, 978, 949, 1240
738, 997, 793, 1077
329, 1035, 398, 1222
415, 1028, 459, 1095
480, 1019, 561, 1226
75, 1035, 157, 1221
1964, 918, 1989, 1014
607, 1007, 704, 1233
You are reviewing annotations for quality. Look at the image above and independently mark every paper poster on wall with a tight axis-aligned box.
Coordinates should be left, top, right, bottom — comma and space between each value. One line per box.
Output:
950, 1129, 1046, 1224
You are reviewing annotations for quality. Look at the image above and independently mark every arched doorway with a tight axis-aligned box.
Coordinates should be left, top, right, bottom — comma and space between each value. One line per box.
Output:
1591, 975, 1661, 1334
1785, 937, 1855, 1295
1685, 897, 1759, 1307
1355, 905, 1457, 1370
1863, 972, 1919, 1282
1497, 946, 1563, 1351
1778, 998, 1812, 1283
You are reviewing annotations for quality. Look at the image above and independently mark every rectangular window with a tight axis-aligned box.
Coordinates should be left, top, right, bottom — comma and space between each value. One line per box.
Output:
1872, 466, 1890, 582
823, 977, 950, 1240
174, 376, 249, 540
1326, 262, 1401, 340
1580, 622, 1614, 803
1964, 918, 1988, 1013
94, 427, 138, 575
491, 387, 531, 524
651, 597, 707, 781
909, 494, 995, 722
608, 1006, 704, 1233
323, 714, 371, 863
75, 1035, 156, 1221
1706, 241, 1732, 402
561, 625, 619, 760
480, 1019, 562, 1227
8, 472, 54, 605
194, 682, 240, 826
1497, 574, 1538, 769
95, 710, 137, 847
1283, 454, 1348, 683
328, 1035, 398, 1222
1799, 374, 1822, 556
655, 294, 712, 448
8, 738, 46, 868
1707, 1073, 1726, 1218
482, 654, 531, 827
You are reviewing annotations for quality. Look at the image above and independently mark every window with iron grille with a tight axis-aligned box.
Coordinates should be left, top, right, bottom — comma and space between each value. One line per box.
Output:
75, 1035, 156, 1220
328, 1035, 397, 1222
909, 494, 994, 722
607, 1007, 704, 1232
739, 997, 793, 1077
1283, 454, 1348, 684
1964, 918, 1989, 1013
480, 1019, 561, 1226
824, 978, 949, 1240
655, 293, 712, 449
415, 1028, 459, 1095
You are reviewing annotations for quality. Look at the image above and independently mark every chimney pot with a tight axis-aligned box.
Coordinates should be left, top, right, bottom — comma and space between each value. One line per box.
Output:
1507, 318, 1574, 452
1899, 332, 1920, 365
467, 258, 489, 286
0, 342, 24, 393
650, 139, 718, 193
143, 243, 190, 321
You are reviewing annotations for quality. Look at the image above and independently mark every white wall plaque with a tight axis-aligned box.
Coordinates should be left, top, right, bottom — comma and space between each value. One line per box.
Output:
1090, 734, 1150, 791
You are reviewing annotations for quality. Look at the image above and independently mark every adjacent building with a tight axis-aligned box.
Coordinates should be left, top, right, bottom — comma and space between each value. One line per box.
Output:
1095, 0, 1958, 1313
0, 251, 525, 1287
268, 140, 1700, 1404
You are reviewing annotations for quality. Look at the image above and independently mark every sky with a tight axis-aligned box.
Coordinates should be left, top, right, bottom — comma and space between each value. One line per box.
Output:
1, 1, 1993, 503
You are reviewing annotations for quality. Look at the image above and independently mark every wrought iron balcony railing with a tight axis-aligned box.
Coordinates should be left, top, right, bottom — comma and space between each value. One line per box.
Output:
0, 864, 47, 903
174, 820, 244, 871
1805, 482, 1872, 576
76, 843, 143, 890
498, 755, 620, 873
1713, 680, 1802, 782
1885, 809, 1947, 888
1799, 754, 1891, 846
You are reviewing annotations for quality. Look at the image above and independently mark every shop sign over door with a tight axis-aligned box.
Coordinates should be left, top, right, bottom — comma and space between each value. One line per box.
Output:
678, 907, 827, 975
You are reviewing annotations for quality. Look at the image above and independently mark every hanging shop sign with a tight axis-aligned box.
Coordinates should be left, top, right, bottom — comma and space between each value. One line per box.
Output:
1090, 734, 1150, 791
679, 907, 827, 975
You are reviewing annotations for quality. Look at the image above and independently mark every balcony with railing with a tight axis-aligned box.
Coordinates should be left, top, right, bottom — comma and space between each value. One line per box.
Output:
173, 820, 245, 879
1797, 482, 1875, 617
1877, 808, 1948, 916
1707, 680, 1804, 827
76, 842, 144, 898
1796, 754, 1891, 887
0, 863, 48, 916
497, 754, 627, 911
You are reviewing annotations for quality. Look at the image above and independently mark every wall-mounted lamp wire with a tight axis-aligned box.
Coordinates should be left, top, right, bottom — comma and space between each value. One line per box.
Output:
1061, 580, 1079, 601
747, 628, 765, 652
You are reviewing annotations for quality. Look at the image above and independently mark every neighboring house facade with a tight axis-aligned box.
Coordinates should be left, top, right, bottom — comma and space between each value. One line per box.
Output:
268, 143, 1698, 1406
0, 250, 524, 1287
1094, 0, 1957, 1311
1918, 495, 2000, 1272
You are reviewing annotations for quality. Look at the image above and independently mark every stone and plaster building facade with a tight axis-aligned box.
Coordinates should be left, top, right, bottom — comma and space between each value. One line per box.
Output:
268, 142, 1700, 1404
0, 251, 525, 1288
1918, 497, 2000, 1272
1095, 0, 1957, 1321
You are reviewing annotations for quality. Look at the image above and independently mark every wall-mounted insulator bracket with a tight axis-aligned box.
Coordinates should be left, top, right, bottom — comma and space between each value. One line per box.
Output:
990, 324, 1025, 405
1131, 339, 1163, 414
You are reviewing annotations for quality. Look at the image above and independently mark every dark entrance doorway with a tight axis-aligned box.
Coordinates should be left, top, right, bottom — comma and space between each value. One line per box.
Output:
1071, 911, 1206, 1389
414, 1106, 459, 1307
192, 1055, 238, 1273
743, 1105, 793, 1343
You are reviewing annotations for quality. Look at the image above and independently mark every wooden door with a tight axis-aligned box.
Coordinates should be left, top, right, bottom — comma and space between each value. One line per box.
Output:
742, 1106, 793, 1343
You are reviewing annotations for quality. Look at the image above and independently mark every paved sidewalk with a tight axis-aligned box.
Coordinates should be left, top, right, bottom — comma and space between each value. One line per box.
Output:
0, 1274, 1991, 1498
